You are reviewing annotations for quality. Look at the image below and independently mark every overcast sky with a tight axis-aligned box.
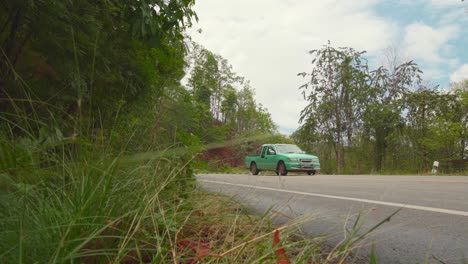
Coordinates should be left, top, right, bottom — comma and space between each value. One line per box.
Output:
188, 0, 468, 134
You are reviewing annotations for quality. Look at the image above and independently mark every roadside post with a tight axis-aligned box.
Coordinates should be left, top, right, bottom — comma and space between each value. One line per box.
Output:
431, 161, 439, 174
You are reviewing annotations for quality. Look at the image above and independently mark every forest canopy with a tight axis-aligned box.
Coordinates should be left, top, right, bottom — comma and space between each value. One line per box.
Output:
0, 0, 277, 154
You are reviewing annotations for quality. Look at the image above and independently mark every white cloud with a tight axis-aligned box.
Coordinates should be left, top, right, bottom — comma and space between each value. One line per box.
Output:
403, 23, 459, 64
450, 64, 468, 83
189, 0, 397, 134
402, 22, 462, 85
421, 67, 445, 82
418, 0, 468, 27
427, 0, 461, 7
449, 58, 460, 68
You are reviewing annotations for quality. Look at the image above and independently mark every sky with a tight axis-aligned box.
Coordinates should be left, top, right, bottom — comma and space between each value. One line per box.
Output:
188, 0, 468, 134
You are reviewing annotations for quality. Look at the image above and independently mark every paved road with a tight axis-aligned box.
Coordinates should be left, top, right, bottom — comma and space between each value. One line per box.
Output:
197, 173, 468, 264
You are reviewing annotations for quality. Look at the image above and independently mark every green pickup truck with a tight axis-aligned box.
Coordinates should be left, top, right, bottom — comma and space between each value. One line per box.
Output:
245, 144, 320, 175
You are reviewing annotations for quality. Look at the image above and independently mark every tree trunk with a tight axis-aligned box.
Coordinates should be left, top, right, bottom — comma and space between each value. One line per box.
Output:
461, 138, 466, 159
374, 126, 389, 172
335, 144, 345, 173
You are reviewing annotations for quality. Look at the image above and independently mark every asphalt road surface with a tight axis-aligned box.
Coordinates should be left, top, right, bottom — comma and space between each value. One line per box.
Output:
197, 173, 468, 264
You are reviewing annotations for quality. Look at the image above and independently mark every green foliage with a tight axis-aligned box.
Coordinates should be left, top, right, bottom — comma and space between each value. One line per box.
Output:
298, 42, 371, 173
296, 42, 466, 174
0, 2, 275, 262
0, 0, 196, 146
363, 105, 403, 171
0, 2, 288, 261
186, 43, 278, 141
403, 87, 467, 170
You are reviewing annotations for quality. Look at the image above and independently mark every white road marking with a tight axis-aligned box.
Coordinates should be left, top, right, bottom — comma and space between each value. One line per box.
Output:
199, 179, 468, 217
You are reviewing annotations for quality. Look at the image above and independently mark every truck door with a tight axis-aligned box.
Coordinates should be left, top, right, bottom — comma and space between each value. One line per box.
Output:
257, 146, 268, 169
265, 146, 278, 170
258, 145, 276, 170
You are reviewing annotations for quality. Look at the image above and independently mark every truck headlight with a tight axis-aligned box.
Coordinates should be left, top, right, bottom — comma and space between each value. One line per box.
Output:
288, 158, 299, 162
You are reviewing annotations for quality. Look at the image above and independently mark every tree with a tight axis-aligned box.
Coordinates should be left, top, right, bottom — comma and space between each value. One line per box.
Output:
235, 83, 256, 133
0, 0, 197, 143
296, 42, 466, 174
186, 44, 245, 122
188, 48, 218, 108
253, 104, 277, 133
186, 45, 276, 137
221, 85, 238, 125
451, 79, 468, 92
298, 42, 370, 172
404, 86, 467, 167
364, 60, 422, 171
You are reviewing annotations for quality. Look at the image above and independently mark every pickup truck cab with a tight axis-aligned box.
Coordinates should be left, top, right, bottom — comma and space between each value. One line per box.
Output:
245, 144, 320, 175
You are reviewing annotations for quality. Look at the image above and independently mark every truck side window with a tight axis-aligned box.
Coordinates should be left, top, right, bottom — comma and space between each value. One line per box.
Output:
267, 147, 275, 155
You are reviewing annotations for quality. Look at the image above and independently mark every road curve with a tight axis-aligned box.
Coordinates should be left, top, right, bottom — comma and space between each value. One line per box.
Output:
197, 173, 468, 264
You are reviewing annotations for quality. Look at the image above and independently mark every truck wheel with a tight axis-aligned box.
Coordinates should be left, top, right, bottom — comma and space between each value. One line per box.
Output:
250, 162, 259, 175
307, 170, 315, 175
277, 161, 288, 176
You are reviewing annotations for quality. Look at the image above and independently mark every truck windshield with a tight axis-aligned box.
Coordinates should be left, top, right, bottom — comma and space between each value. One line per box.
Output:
276, 144, 303, 154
